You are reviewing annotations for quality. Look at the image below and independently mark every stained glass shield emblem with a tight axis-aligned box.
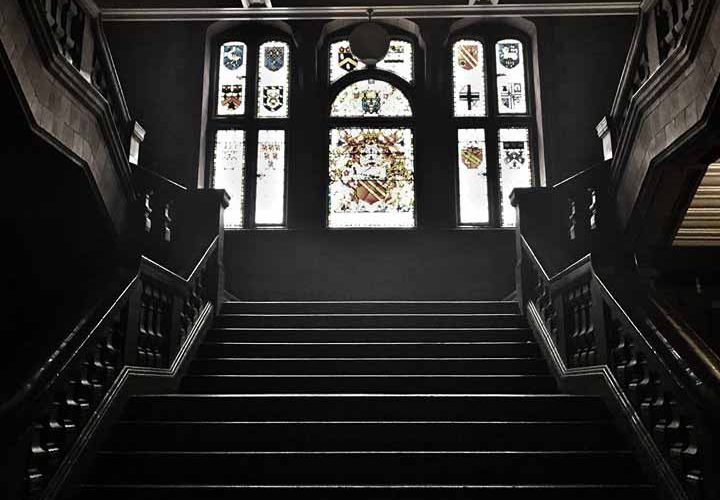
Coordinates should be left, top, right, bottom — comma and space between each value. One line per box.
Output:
262, 86, 284, 112
338, 46, 359, 72
503, 141, 527, 169
461, 146, 484, 169
498, 42, 520, 69
223, 44, 244, 70
221, 84, 243, 111
264, 46, 285, 72
361, 90, 382, 114
458, 44, 479, 71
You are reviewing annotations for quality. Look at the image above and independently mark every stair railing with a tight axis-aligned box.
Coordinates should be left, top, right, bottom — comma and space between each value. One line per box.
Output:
0, 172, 229, 500
24, 0, 135, 148
512, 165, 720, 500
603, 0, 714, 181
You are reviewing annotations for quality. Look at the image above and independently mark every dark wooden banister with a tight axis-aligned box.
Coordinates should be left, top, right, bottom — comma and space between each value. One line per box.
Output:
604, 0, 713, 181
513, 163, 720, 500
0, 162, 228, 499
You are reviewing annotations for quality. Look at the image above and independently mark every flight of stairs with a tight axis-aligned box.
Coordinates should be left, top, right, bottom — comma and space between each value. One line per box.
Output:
77, 301, 657, 499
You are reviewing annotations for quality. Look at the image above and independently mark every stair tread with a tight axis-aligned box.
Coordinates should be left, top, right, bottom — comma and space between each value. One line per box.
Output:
82, 301, 651, 497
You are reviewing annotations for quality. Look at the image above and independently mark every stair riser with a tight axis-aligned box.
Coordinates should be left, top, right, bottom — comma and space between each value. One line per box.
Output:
90, 452, 642, 484
76, 485, 658, 500
178, 376, 558, 394
205, 329, 534, 343
221, 302, 520, 315
104, 422, 624, 452
213, 315, 528, 329
123, 396, 611, 422
196, 343, 540, 358
188, 358, 549, 375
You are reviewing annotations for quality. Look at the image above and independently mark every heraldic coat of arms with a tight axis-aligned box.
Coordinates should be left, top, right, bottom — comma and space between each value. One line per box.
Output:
503, 141, 526, 169
360, 90, 382, 114
262, 86, 284, 112
264, 45, 285, 72
223, 44, 244, 70
458, 44, 479, 71
338, 46, 359, 72
498, 42, 520, 69
461, 145, 484, 170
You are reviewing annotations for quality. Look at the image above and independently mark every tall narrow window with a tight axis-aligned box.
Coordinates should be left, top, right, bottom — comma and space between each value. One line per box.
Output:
213, 130, 246, 228
498, 128, 532, 225
207, 32, 292, 228
451, 31, 535, 227
452, 39, 486, 117
457, 128, 489, 225
257, 41, 291, 119
496, 39, 527, 114
255, 129, 286, 225
218, 42, 247, 116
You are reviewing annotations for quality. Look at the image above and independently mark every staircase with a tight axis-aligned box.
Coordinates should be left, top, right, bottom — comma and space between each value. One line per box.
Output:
77, 301, 657, 499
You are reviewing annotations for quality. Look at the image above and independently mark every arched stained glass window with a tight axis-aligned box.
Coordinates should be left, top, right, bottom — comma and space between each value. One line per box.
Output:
452, 39, 486, 117
495, 39, 527, 114
451, 30, 535, 228
257, 40, 291, 118
329, 39, 414, 84
331, 79, 412, 118
217, 41, 247, 115
208, 32, 292, 229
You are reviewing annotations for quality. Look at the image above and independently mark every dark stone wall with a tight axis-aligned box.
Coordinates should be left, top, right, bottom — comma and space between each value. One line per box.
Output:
534, 16, 635, 184
103, 15, 634, 299
1, 60, 116, 399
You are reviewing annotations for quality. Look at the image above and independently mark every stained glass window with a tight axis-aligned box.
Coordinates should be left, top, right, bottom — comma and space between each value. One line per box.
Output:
328, 128, 415, 228
217, 41, 247, 116
329, 39, 414, 84
254, 130, 286, 225
212, 130, 246, 228
498, 128, 532, 227
457, 129, 489, 225
495, 39, 527, 114
257, 41, 291, 119
331, 79, 412, 118
452, 39, 486, 117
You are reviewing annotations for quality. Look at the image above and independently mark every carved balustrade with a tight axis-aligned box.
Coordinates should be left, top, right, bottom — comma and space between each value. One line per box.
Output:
611, 0, 702, 129
0, 173, 228, 500
26, 0, 136, 156
513, 164, 720, 500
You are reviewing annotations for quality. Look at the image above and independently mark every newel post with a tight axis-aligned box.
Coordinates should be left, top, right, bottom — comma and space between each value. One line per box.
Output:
123, 278, 142, 366
510, 187, 550, 310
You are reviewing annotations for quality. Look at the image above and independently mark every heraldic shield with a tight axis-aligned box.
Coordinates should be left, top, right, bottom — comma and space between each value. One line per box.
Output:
498, 42, 520, 69
458, 44, 479, 71
361, 90, 382, 114
338, 46, 359, 72
264, 46, 285, 72
221, 84, 243, 111
461, 146, 484, 170
223, 44, 244, 70
503, 141, 526, 169
262, 86, 284, 112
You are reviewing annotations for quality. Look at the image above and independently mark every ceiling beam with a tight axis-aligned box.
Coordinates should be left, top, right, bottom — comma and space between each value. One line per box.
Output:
102, 2, 640, 22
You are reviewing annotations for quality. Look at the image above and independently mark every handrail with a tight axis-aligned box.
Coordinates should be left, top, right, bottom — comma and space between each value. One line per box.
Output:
648, 293, 720, 391
0, 182, 227, 499
514, 173, 720, 498
608, 0, 713, 181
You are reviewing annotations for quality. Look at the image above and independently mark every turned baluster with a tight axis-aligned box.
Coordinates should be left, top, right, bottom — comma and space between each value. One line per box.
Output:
143, 191, 153, 234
